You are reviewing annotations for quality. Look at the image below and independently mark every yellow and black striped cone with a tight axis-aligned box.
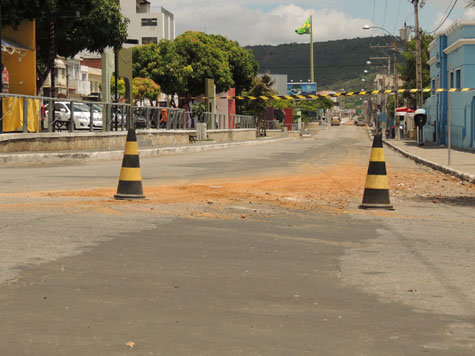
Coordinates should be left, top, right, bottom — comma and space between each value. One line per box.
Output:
359, 134, 394, 210
114, 129, 145, 200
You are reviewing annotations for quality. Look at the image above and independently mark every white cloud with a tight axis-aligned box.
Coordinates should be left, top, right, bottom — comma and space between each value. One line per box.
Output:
432, 12, 455, 34
466, 7, 475, 20
152, 1, 373, 46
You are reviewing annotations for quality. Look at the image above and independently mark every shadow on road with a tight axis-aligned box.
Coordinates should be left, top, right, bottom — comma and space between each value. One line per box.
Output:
414, 195, 475, 207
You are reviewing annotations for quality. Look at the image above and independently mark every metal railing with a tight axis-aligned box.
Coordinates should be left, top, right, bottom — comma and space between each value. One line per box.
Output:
0, 93, 257, 134
203, 112, 256, 130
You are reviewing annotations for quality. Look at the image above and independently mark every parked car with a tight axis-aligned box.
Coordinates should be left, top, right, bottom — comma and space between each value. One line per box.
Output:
331, 117, 340, 126
45, 102, 103, 130
355, 118, 366, 126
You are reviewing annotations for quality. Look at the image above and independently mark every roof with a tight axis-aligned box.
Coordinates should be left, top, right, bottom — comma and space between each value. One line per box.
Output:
429, 20, 475, 52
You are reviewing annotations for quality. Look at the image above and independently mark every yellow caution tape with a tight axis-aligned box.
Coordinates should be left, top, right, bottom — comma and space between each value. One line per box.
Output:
177, 88, 475, 101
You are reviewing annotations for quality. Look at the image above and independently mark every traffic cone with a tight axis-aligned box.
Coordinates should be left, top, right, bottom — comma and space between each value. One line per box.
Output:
114, 129, 145, 200
359, 134, 394, 210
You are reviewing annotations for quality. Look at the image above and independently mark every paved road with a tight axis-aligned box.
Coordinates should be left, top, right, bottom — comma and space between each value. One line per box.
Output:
0, 126, 474, 355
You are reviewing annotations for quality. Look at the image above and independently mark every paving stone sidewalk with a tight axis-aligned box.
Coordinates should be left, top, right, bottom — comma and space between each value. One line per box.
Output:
383, 138, 475, 184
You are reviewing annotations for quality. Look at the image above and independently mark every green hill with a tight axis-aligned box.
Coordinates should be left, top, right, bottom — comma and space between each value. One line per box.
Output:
247, 36, 402, 92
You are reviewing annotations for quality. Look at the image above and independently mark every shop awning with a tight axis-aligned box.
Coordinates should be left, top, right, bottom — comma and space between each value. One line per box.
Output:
396, 107, 415, 113
1, 36, 33, 57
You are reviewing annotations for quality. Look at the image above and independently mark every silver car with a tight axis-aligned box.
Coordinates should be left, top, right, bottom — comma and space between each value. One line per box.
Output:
48, 102, 103, 130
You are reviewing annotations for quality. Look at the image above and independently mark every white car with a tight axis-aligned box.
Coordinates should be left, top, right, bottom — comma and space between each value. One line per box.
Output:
47, 102, 103, 130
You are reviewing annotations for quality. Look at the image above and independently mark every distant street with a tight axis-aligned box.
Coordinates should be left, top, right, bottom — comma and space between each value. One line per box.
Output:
1, 125, 474, 355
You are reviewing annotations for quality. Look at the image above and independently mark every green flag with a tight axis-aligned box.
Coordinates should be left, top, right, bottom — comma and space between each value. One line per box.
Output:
295, 17, 311, 35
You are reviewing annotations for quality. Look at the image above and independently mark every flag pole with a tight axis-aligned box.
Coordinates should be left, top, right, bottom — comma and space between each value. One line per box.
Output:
310, 15, 314, 82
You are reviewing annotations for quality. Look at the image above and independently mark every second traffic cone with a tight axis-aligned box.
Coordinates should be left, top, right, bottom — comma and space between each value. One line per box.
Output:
359, 134, 394, 210
114, 128, 145, 200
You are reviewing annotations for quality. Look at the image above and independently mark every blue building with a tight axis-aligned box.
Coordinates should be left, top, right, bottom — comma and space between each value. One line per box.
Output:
424, 20, 475, 150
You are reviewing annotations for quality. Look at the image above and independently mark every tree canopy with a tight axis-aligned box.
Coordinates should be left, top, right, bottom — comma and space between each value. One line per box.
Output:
397, 32, 432, 107
133, 77, 161, 105
132, 31, 258, 102
397, 33, 432, 90
241, 74, 275, 119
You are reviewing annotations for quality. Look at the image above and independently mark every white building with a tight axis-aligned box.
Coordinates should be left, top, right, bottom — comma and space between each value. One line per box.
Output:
119, 0, 175, 45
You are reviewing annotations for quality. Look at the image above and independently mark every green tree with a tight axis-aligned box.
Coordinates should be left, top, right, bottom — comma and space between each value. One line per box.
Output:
191, 103, 206, 122
133, 41, 193, 100
241, 74, 275, 119
110, 76, 126, 99
296, 97, 333, 121
132, 77, 161, 105
271, 99, 295, 110
397, 33, 432, 90
2, 0, 129, 92
396, 32, 432, 107
132, 32, 259, 108
208, 34, 258, 95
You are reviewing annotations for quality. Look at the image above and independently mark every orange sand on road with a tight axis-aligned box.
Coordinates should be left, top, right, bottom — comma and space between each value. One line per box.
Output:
1, 161, 473, 219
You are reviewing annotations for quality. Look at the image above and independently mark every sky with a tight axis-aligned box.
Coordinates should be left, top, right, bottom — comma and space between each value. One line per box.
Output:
150, 0, 475, 46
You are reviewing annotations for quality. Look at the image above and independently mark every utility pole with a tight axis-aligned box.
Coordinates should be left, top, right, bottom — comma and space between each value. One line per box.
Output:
413, 0, 424, 109
369, 50, 392, 134
310, 15, 314, 83
394, 41, 400, 140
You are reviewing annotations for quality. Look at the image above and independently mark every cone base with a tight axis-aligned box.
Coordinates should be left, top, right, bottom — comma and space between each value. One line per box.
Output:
114, 194, 146, 200
359, 203, 394, 210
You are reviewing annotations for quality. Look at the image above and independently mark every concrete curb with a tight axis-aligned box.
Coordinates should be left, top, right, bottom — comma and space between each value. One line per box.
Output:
0, 138, 288, 165
383, 139, 475, 184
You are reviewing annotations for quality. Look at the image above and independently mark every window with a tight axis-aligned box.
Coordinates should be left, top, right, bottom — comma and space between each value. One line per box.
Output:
431, 79, 435, 90
82, 73, 87, 81
57, 68, 65, 79
450, 71, 454, 89
141, 18, 157, 26
455, 69, 461, 89
142, 37, 158, 44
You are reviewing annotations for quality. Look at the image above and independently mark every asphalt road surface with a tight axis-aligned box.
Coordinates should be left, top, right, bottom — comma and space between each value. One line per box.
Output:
0, 125, 474, 355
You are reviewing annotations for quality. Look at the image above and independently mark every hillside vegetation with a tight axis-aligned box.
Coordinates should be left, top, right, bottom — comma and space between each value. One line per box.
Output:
247, 36, 404, 91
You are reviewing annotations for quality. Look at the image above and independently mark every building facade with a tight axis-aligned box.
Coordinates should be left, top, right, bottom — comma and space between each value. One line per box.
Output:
119, 0, 175, 45
425, 20, 475, 150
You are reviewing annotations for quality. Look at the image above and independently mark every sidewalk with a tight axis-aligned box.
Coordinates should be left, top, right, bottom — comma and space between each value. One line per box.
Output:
383, 138, 475, 184
0, 137, 285, 165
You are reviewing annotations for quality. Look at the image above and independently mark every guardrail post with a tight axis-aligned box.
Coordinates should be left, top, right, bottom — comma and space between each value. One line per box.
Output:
22, 99, 28, 133
47, 99, 53, 132
119, 105, 124, 131
146, 107, 151, 130
128, 105, 133, 130
69, 101, 74, 132
103, 103, 108, 132
89, 104, 94, 132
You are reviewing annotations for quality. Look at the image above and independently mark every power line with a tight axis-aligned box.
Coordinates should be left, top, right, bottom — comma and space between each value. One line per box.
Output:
383, 0, 388, 29
393, 0, 402, 33
372, 0, 376, 36
259, 64, 380, 69
430, 0, 458, 34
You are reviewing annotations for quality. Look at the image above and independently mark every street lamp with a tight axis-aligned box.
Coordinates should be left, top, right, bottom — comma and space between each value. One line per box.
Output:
363, 25, 402, 140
